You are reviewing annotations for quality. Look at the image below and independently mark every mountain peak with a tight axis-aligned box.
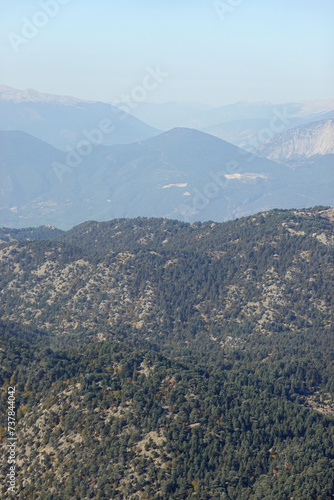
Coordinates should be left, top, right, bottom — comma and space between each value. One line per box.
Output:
143, 126, 234, 147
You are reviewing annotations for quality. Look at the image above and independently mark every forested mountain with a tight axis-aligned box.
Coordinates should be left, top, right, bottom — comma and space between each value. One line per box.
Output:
0, 208, 333, 499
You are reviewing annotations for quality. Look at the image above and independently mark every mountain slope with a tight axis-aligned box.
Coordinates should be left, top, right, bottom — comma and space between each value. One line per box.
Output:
1, 320, 333, 499
258, 119, 334, 163
0, 207, 333, 346
0, 130, 64, 211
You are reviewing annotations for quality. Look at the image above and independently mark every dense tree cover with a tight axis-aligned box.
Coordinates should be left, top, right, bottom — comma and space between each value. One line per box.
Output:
56, 206, 333, 256
0, 320, 333, 499
0, 226, 63, 243
0, 207, 333, 498
0, 208, 332, 356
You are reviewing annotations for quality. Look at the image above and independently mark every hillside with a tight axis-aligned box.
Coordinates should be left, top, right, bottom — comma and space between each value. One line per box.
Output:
1, 321, 333, 499
0, 208, 333, 499
0, 208, 333, 349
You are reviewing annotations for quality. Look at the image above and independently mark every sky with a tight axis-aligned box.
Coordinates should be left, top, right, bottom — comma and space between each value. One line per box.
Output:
1, 0, 333, 106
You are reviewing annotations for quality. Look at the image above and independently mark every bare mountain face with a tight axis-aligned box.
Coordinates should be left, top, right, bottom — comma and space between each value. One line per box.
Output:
258, 119, 334, 164
0, 85, 160, 150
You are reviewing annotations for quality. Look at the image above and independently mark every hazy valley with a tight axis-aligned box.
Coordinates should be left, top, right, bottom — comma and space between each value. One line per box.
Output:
1, 87, 334, 230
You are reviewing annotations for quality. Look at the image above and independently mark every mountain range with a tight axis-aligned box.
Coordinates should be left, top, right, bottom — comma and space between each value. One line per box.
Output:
124, 99, 334, 147
2, 85, 334, 151
0, 85, 333, 229
1, 126, 333, 229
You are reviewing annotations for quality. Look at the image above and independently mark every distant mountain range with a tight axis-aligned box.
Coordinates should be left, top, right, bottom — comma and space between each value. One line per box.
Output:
1, 127, 333, 229
258, 119, 334, 164
122, 99, 334, 147
0, 85, 333, 229
0, 85, 160, 150
2, 85, 334, 151
124, 99, 334, 130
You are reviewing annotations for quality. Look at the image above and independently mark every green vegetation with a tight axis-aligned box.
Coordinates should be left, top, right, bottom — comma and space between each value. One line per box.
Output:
0, 226, 63, 243
0, 207, 333, 499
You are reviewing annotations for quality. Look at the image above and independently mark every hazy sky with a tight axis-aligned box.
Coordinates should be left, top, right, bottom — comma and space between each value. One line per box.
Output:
1, 0, 333, 105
